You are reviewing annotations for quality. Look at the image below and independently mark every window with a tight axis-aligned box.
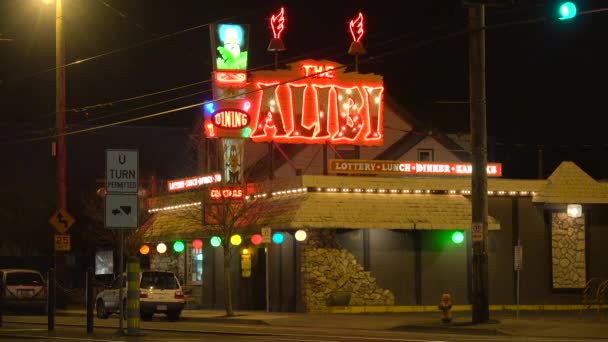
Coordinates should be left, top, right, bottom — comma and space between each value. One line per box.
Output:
6, 272, 43, 286
187, 247, 203, 284
418, 149, 433, 162
140, 271, 179, 290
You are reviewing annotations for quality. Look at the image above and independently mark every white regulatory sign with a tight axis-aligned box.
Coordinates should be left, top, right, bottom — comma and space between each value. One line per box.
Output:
106, 149, 138, 194
105, 194, 139, 229
261, 227, 272, 243
514, 245, 523, 271
471, 222, 483, 242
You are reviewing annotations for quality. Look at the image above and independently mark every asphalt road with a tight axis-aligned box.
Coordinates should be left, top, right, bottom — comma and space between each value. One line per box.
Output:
0, 321, 604, 342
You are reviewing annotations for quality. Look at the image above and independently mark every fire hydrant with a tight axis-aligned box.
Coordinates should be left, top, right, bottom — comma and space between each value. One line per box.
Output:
438, 292, 453, 323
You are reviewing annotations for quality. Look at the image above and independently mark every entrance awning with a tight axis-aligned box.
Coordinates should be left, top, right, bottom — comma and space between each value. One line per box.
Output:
253, 192, 500, 230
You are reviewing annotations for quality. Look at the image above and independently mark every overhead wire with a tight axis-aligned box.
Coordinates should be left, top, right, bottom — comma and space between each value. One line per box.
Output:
3, 18, 462, 131
6, 3, 604, 144
0, 20, 521, 143
0, 5, 274, 87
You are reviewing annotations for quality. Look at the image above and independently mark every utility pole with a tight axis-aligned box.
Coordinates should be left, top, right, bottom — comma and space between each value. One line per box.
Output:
56, 0, 66, 211
468, 3, 490, 323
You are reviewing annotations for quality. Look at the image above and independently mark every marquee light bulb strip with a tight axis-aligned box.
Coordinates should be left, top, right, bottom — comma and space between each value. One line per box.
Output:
146, 189, 540, 213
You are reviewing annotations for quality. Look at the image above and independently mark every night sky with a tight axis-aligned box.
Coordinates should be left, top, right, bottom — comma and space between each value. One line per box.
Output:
1, 0, 607, 179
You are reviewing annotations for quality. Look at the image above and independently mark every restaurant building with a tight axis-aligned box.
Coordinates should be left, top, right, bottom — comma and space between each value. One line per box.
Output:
136, 10, 608, 312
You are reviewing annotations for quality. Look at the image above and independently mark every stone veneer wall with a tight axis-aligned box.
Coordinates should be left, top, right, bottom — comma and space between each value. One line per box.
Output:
301, 229, 395, 311
150, 251, 186, 285
551, 212, 586, 288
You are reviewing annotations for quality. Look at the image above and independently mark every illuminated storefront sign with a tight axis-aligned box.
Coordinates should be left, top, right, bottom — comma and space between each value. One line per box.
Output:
168, 173, 222, 192
245, 59, 384, 146
212, 109, 250, 129
328, 159, 502, 177
214, 71, 247, 85
210, 186, 244, 200
210, 23, 250, 71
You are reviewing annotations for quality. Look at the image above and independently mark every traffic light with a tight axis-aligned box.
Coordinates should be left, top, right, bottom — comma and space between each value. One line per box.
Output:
557, 2, 577, 20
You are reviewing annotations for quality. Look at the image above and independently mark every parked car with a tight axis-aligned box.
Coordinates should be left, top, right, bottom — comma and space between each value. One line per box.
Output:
95, 270, 185, 321
0, 269, 47, 314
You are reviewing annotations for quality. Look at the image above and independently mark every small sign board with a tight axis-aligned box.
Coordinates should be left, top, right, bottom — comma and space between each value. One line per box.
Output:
472, 222, 483, 242
49, 209, 76, 234
514, 245, 523, 271
261, 227, 272, 243
54, 234, 71, 252
105, 194, 139, 228
106, 149, 138, 194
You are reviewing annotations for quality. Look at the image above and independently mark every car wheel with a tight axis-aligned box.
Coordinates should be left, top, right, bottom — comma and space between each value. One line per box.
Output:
167, 310, 180, 322
140, 312, 153, 321
96, 299, 108, 319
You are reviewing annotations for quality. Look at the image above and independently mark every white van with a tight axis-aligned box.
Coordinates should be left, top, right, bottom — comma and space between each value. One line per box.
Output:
0, 269, 47, 314
95, 270, 185, 321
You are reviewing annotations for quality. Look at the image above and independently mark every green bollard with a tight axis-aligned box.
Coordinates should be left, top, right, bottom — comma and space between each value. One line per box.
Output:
126, 257, 140, 336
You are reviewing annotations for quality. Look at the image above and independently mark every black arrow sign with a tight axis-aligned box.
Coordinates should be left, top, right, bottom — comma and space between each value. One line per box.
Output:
56, 213, 68, 228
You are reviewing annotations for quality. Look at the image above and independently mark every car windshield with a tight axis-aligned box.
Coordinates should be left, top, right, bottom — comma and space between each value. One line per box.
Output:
6, 272, 43, 286
140, 272, 178, 289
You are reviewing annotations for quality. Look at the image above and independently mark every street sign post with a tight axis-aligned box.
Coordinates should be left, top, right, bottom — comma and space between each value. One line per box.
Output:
261, 227, 272, 243
54, 234, 70, 252
471, 222, 483, 242
261, 227, 272, 312
105, 149, 138, 335
48, 209, 75, 234
104, 194, 139, 228
106, 149, 138, 194
514, 243, 523, 319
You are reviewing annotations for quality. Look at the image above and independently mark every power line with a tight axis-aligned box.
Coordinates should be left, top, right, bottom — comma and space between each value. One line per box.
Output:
1, 19, 464, 128
94, 0, 157, 37
0, 6, 272, 86
4, 6, 607, 144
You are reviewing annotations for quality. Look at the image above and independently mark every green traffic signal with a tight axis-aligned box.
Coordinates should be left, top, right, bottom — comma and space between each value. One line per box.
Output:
558, 2, 577, 20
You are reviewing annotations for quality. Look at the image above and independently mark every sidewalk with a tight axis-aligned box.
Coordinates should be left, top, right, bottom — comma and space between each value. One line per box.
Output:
3, 308, 608, 339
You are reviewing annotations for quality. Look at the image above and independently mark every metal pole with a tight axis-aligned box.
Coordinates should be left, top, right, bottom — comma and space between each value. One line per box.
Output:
47, 268, 55, 331
126, 257, 140, 336
322, 143, 328, 175
86, 268, 93, 334
516, 266, 520, 319
118, 230, 124, 334
55, 0, 66, 211
468, 3, 490, 324
266, 245, 270, 312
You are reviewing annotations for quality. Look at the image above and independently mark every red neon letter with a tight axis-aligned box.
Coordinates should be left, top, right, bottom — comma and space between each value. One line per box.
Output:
288, 84, 316, 138
333, 86, 364, 141
312, 85, 332, 139
251, 83, 288, 138
364, 86, 383, 140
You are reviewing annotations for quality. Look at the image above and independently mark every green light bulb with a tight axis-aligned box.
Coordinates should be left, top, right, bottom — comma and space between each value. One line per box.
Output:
452, 231, 464, 244
173, 240, 185, 253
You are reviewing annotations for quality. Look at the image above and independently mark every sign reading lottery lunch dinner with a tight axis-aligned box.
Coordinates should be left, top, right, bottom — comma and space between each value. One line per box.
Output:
204, 59, 384, 146
167, 173, 222, 192
328, 159, 502, 177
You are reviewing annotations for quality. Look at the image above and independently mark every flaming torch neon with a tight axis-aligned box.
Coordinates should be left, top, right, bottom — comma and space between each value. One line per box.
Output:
267, 7, 286, 69
348, 12, 366, 71
268, 7, 286, 52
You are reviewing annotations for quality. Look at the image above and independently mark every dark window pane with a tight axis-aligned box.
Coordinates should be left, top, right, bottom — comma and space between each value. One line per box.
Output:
140, 272, 178, 289
6, 272, 43, 286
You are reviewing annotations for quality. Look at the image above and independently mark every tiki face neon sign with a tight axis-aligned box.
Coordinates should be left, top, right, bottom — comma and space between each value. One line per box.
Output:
246, 59, 384, 146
